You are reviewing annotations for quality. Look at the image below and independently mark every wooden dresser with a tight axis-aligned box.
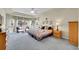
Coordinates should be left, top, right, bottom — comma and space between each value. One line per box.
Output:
0, 32, 6, 50
69, 21, 78, 47
53, 30, 62, 39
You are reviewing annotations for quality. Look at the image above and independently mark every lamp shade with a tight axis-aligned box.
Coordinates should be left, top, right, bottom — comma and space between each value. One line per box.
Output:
56, 22, 60, 26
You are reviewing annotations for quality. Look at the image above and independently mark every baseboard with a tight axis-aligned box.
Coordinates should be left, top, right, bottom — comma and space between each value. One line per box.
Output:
61, 37, 69, 40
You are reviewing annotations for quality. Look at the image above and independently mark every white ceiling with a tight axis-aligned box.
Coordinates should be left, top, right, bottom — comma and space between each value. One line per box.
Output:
9, 8, 50, 16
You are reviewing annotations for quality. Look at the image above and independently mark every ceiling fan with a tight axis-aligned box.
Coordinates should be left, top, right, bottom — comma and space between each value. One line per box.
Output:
30, 8, 35, 14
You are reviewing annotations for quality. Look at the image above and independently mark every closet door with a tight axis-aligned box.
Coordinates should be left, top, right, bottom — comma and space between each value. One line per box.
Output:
69, 21, 78, 47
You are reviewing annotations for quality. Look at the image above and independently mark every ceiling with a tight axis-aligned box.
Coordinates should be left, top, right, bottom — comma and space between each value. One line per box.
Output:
5, 8, 50, 16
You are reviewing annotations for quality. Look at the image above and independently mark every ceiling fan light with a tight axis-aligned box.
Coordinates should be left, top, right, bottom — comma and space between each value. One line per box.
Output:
31, 10, 35, 13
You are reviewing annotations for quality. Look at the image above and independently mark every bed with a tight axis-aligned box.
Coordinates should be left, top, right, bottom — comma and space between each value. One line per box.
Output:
27, 28, 53, 41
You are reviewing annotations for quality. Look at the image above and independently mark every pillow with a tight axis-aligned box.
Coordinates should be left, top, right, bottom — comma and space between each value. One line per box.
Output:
48, 27, 52, 30
41, 26, 45, 29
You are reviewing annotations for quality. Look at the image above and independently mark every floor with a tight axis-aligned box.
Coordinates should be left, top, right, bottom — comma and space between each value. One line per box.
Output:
6, 33, 79, 50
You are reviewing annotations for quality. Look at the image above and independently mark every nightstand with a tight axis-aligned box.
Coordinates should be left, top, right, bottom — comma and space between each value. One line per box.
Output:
53, 30, 62, 39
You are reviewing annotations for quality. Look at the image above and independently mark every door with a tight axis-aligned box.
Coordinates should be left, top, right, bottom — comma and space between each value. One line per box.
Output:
69, 21, 78, 47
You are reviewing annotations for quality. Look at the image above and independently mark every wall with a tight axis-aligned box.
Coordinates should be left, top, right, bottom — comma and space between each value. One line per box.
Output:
6, 14, 15, 32
38, 8, 78, 39
0, 9, 6, 32
0, 15, 2, 25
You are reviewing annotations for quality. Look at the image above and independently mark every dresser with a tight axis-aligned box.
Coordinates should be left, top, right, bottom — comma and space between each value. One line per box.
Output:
53, 30, 62, 39
0, 32, 6, 50
69, 21, 78, 47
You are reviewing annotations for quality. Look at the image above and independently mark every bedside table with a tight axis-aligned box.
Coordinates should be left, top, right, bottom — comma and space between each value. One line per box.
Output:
53, 30, 62, 39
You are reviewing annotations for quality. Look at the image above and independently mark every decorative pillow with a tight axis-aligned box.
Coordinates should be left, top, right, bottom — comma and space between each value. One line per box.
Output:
41, 26, 45, 29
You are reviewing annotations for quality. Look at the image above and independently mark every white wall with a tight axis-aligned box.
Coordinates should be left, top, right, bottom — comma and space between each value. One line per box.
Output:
6, 14, 16, 33
0, 9, 6, 32
0, 16, 2, 24
38, 8, 78, 39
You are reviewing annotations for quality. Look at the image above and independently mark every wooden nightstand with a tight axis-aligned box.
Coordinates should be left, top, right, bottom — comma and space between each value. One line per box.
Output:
53, 30, 62, 39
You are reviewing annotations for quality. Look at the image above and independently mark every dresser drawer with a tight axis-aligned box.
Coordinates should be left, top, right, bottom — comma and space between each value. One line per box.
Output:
0, 32, 6, 50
